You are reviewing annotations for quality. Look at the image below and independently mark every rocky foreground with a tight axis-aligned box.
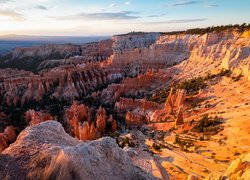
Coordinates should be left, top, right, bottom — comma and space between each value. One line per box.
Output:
0, 121, 155, 180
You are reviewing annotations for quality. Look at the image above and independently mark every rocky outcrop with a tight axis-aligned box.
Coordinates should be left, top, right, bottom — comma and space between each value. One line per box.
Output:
175, 106, 184, 128
165, 88, 187, 114
0, 126, 16, 153
0, 121, 155, 179
205, 153, 250, 180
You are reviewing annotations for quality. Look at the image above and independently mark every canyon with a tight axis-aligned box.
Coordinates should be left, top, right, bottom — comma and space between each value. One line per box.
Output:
0, 27, 250, 179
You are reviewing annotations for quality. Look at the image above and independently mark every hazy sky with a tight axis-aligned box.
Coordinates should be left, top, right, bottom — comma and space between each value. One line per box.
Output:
0, 0, 249, 36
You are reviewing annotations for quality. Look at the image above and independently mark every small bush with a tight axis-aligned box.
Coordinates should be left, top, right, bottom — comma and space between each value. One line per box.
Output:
218, 69, 231, 77
193, 115, 223, 134
177, 77, 206, 95
152, 143, 162, 151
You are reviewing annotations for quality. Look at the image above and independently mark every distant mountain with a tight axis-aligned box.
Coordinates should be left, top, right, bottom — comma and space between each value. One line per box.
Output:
0, 35, 110, 56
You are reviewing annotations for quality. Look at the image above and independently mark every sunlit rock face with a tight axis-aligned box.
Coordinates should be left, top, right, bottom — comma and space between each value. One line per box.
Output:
165, 88, 187, 114
111, 30, 250, 80
111, 32, 191, 73
205, 153, 250, 180
0, 121, 155, 180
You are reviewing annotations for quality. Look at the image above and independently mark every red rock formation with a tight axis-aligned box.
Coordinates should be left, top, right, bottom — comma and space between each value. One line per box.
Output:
0, 65, 119, 106
125, 111, 149, 127
25, 110, 53, 126
65, 102, 117, 141
107, 115, 117, 133
0, 126, 16, 153
111, 120, 117, 133
175, 106, 184, 128
165, 88, 174, 114
0, 134, 8, 153
115, 98, 160, 112
96, 107, 107, 132
165, 89, 187, 114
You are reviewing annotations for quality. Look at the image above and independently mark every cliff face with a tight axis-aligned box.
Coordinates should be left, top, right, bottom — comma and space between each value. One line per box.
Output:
111, 33, 192, 73
111, 30, 250, 80
0, 121, 154, 180
168, 30, 250, 80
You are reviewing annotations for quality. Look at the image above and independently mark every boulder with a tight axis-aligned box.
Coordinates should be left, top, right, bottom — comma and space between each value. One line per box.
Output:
0, 121, 155, 180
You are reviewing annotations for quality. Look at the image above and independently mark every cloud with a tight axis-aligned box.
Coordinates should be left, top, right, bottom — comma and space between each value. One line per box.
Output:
118, 18, 207, 27
167, 1, 200, 7
124, 1, 130, 5
205, 4, 219, 8
147, 13, 167, 18
35, 5, 48, 10
0, 9, 25, 21
52, 11, 140, 21
109, 3, 118, 8
0, 0, 11, 3
139, 18, 208, 25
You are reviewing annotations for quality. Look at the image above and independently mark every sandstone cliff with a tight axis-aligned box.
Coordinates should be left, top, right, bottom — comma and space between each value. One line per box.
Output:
111, 32, 191, 73
111, 30, 250, 80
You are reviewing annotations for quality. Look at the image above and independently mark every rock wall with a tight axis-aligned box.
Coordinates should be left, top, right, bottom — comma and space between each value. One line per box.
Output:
111, 30, 250, 80
111, 33, 192, 72
171, 30, 250, 80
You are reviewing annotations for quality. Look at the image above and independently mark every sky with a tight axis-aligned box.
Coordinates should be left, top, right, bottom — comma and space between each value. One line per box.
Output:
0, 0, 249, 36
